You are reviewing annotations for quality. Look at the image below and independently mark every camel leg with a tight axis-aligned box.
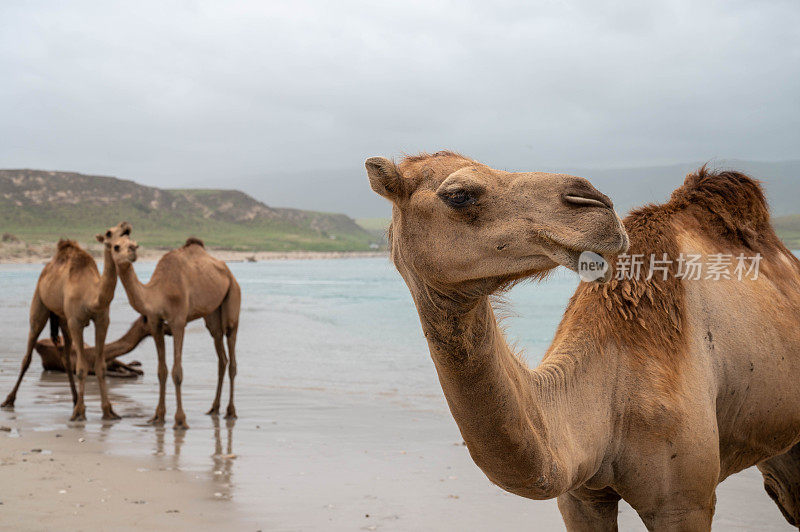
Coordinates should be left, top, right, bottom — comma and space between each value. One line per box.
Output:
758, 443, 800, 527
93, 313, 119, 420
224, 324, 238, 419
148, 321, 167, 425
557, 488, 620, 532
633, 488, 716, 531
171, 322, 189, 430
638, 504, 714, 531
2, 294, 49, 408
59, 318, 78, 405
68, 319, 88, 421
203, 310, 227, 416
221, 283, 240, 420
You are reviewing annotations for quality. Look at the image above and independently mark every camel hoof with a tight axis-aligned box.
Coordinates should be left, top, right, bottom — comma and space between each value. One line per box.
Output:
1, 399, 15, 409
206, 406, 220, 416
70, 413, 86, 422
147, 415, 166, 425
225, 406, 237, 419
102, 410, 121, 421
173, 420, 190, 430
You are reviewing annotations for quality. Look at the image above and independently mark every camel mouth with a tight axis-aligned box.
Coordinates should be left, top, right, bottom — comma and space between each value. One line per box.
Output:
536, 233, 620, 283
533, 216, 628, 280
548, 246, 613, 283
544, 245, 583, 273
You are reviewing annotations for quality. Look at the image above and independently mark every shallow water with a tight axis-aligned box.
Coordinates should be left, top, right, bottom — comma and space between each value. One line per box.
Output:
0, 258, 792, 530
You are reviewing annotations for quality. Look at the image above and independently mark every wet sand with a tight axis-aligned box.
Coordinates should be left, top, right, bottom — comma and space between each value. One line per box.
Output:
0, 380, 792, 531
0, 424, 234, 531
0, 259, 794, 530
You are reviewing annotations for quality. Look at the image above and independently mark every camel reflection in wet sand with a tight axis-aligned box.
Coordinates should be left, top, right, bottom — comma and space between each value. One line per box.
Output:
152, 416, 237, 501
25, 362, 238, 504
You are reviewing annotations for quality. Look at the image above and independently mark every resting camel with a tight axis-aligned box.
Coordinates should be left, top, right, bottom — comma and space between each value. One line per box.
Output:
36, 315, 159, 377
366, 151, 800, 530
2, 222, 132, 420
107, 234, 241, 429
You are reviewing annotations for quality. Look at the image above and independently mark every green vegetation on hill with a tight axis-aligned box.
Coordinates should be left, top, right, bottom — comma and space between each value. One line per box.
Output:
354, 218, 390, 233
0, 170, 380, 251
355, 217, 390, 246
774, 215, 800, 250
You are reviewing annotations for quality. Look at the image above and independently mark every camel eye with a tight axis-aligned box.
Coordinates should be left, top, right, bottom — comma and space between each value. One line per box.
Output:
440, 190, 475, 208
113, 245, 120, 252
106, 231, 112, 238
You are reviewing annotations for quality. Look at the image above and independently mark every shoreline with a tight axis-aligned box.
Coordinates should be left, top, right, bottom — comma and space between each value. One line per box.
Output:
0, 247, 388, 265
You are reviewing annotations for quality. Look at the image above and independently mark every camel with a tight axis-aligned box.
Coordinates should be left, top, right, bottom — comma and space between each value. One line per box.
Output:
106, 234, 241, 429
2, 222, 133, 420
35, 315, 161, 377
366, 151, 800, 530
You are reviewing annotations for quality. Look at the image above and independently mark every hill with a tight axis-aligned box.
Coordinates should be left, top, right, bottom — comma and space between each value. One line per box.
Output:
0, 170, 378, 251
774, 215, 800, 250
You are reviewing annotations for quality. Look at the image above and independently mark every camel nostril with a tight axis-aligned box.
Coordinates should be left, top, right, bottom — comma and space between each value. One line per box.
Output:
562, 193, 612, 209
562, 178, 614, 210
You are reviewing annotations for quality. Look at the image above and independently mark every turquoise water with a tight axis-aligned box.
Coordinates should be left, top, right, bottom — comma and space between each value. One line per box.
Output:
227, 258, 578, 398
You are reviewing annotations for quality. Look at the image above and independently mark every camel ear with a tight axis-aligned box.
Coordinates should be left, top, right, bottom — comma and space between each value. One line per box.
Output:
95, 233, 105, 243
366, 157, 405, 202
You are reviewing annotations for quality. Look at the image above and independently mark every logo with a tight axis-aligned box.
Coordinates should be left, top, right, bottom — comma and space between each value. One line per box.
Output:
577, 251, 609, 282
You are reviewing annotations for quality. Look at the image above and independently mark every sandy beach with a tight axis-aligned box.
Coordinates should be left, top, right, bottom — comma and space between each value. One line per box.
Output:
0, 387, 792, 531
0, 424, 235, 532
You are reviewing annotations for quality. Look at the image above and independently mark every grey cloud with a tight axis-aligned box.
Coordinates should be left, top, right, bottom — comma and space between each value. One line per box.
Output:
0, 0, 797, 217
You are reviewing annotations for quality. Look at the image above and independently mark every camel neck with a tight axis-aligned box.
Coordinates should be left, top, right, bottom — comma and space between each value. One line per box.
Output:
406, 277, 559, 497
406, 270, 614, 498
97, 246, 117, 307
116, 262, 150, 316
103, 319, 150, 361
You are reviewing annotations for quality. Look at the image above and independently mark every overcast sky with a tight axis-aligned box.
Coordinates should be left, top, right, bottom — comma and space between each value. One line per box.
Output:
1, 1, 798, 217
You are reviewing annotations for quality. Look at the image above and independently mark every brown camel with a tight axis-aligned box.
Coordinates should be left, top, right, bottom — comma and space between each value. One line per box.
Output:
107, 234, 241, 429
35, 315, 162, 377
1, 222, 132, 420
367, 151, 800, 530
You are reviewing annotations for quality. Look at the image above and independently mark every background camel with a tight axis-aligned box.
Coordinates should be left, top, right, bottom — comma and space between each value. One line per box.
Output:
1, 222, 132, 420
35, 315, 165, 378
367, 151, 800, 530
107, 234, 241, 429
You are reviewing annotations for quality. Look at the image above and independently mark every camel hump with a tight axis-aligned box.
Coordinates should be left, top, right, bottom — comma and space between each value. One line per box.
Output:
53, 238, 95, 271
57, 238, 79, 251
668, 165, 775, 249
183, 237, 205, 248
675, 166, 770, 225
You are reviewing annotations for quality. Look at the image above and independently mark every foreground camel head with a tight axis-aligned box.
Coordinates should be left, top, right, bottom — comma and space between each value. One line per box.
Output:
95, 221, 133, 248
366, 151, 628, 288
109, 235, 139, 264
